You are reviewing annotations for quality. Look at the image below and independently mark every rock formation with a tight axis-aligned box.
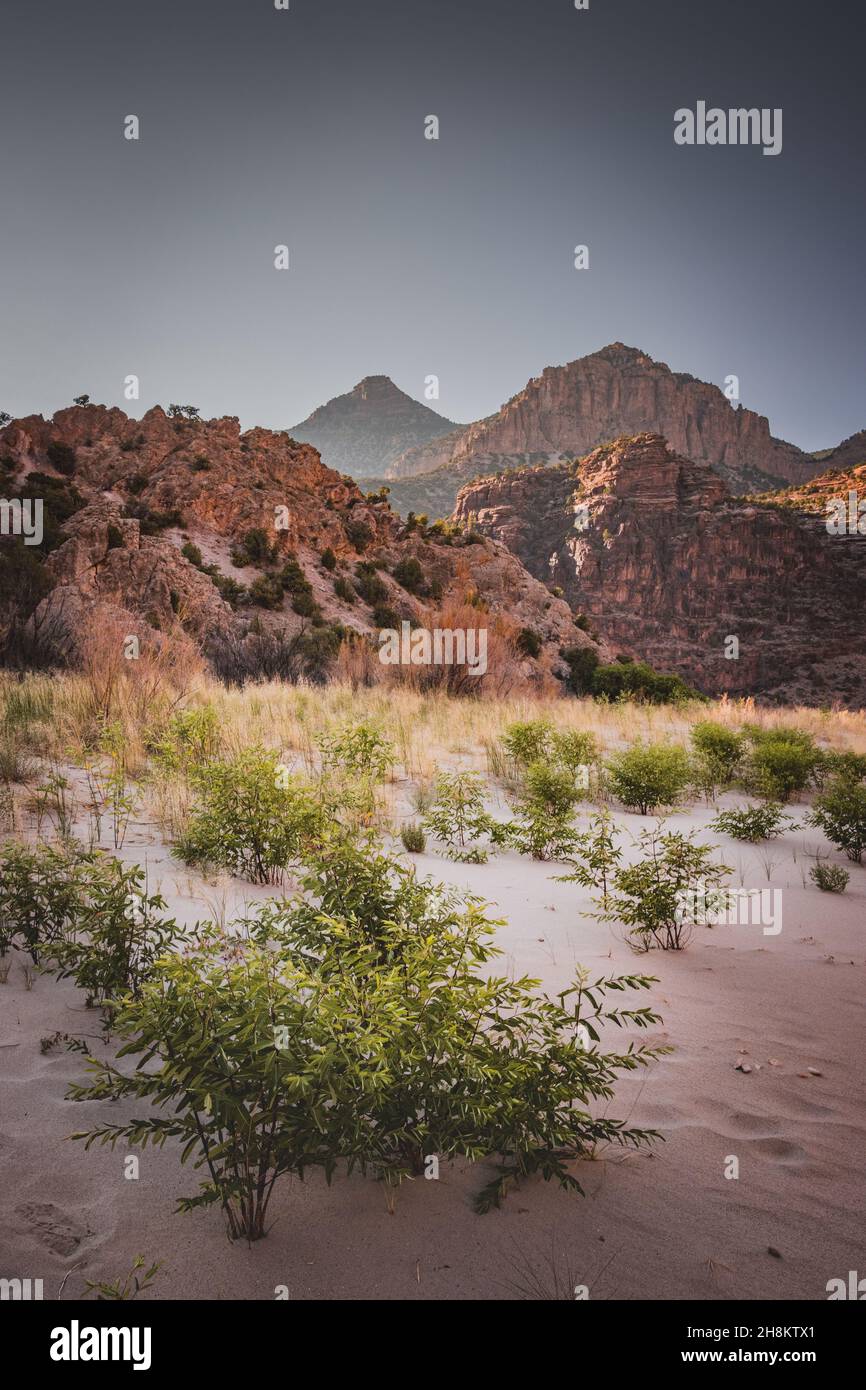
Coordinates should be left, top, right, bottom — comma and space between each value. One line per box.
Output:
0, 403, 601, 692
379, 343, 828, 517
454, 433, 866, 706
290, 375, 459, 477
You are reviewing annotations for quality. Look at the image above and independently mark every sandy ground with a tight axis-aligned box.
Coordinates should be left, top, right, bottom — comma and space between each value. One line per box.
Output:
1, 781, 864, 1302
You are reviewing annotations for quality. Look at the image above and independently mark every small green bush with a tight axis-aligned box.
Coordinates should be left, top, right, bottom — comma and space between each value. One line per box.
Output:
809, 860, 849, 893
711, 803, 793, 842
279, 558, 312, 597
422, 771, 495, 862
46, 440, 76, 476
557, 809, 622, 907
249, 574, 285, 610
291, 591, 323, 621
400, 822, 426, 853
500, 720, 553, 767
68, 842, 666, 1237
53, 861, 181, 1028
230, 527, 276, 568
599, 826, 731, 951
606, 742, 690, 815
174, 747, 322, 884
317, 721, 396, 782
516, 627, 542, 659
181, 541, 204, 568
333, 575, 356, 604
392, 556, 427, 595
807, 776, 866, 862
355, 563, 389, 607
321, 547, 337, 571
503, 762, 581, 860
0, 840, 91, 962
746, 732, 819, 803
690, 721, 744, 796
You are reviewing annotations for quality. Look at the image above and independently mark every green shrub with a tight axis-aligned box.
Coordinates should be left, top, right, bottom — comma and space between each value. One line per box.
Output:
344, 515, 374, 551
746, 731, 819, 802
333, 575, 356, 604
690, 721, 744, 796
46, 439, 76, 476
817, 751, 866, 785
68, 846, 665, 1237
400, 822, 426, 853
0, 840, 92, 962
807, 776, 866, 862
291, 591, 323, 621
53, 861, 180, 1027
592, 660, 700, 705
503, 762, 581, 860
557, 809, 622, 907
279, 557, 312, 597
211, 572, 247, 607
422, 771, 495, 862
551, 729, 598, 780
599, 826, 731, 951
230, 527, 276, 568
372, 602, 400, 629
392, 556, 427, 595
711, 802, 793, 842
174, 747, 322, 883
316, 721, 395, 782
561, 644, 599, 696
181, 541, 204, 568
809, 860, 849, 893
500, 720, 553, 767
606, 742, 690, 815
145, 706, 221, 774
249, 574, 285, 610
320, 547, 337, 571
516, 627, 542, 659
355, 563, 389, 607
500, 722, 596, 793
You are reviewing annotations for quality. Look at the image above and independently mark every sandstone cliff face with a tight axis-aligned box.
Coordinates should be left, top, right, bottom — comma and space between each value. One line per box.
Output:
0, 404, 600, 689
391, 343, 819, 496
454, 433, 866, 706
290, 376, 458, 477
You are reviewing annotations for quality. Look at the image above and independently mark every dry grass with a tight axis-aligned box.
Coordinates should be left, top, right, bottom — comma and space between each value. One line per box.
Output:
2, 673, 864, 790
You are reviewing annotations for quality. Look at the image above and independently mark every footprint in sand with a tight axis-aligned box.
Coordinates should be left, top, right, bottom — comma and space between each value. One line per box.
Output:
749, 1137, 808, 1166
725, 1110, 782, 1138
14, 1202, 93, 1258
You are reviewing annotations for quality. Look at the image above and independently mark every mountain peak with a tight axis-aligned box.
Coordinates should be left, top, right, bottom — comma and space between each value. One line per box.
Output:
290, 377, 458, 475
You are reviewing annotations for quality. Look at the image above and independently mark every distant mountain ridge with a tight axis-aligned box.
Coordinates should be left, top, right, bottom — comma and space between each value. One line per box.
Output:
452, 431, 866, 706
290, 375, 459, 477
386, 343, 818, 496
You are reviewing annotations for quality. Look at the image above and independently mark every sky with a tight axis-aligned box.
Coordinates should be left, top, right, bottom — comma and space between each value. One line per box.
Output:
0, 0, 863, 450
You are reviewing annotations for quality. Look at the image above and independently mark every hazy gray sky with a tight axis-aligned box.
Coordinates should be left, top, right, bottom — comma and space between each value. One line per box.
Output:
1, 0, 862, 450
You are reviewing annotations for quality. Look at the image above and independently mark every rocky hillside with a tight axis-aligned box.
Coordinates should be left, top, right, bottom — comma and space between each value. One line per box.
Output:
805, 431, 866, 477
749, 460, 866, 519
0, 403, 602, 692
454, 433, 866, 706
380, 343, 825, 517
290, 376, 459, 477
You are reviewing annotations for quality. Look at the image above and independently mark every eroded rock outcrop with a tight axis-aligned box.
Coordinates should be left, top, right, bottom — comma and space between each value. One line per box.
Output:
454, 433, 866, 705
0, 403, 600, 690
